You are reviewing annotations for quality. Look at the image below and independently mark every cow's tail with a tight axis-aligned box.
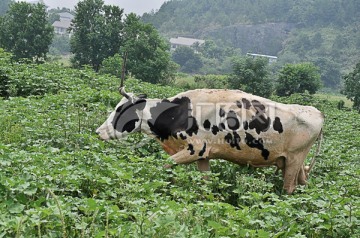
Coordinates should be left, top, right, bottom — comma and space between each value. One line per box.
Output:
306, 128, 323, 176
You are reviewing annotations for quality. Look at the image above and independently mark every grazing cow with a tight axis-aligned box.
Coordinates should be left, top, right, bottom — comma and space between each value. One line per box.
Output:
96, 87, 324, 194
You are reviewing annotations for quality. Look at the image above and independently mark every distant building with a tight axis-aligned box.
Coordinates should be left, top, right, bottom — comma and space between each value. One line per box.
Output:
52, 20, 71, 36
52, 12, 74, 37
170, 37, 205, 51
58, 12, 74, 21
246, 53, 278, 64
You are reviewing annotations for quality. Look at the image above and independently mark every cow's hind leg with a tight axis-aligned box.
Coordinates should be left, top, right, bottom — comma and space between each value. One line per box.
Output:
283, 152, 307, 194
298, 165, 307, 185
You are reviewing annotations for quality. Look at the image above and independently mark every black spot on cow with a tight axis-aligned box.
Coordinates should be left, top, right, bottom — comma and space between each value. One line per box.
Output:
199, 143, 207, 157
273, 117, 283, 133
219, 108, 226, 117
224, 133, 232, 144
242, 98, 251, 109
248, 100, 271, 134
232, 132, 241, 150
211, 125, 220, 135
243, 121, 249, 130
224, 132, 241, 150
147, 97, 199, 141
112, 99, 147, 133
116, 105, 123, 112
226, 110, 240, 131
187, 144, 195, 155
236, 100, 242, 108
245, 132, 270, 160
179, 133, 187, 140
137, 94, 147, 99
186, 117, 199, 136
251, 100, 265, 112
203, 119, 211, 131
219, 123, 226, 131
249, 115, 271, 134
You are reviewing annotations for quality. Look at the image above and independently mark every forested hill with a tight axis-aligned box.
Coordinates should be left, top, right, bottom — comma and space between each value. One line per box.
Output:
143, 0, 360, 33
142, 0, 360, 85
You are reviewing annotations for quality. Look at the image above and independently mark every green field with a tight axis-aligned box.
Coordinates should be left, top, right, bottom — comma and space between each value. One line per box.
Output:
315, 93, 353, 108
0, 65, 359, 237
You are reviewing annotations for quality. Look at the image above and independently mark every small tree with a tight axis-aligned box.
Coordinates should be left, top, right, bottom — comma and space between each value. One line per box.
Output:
276, 62, 321, 96
314, 57, 341, 88
342, 62, 360, 112
228, 56, 273, 97
121, 13, 177, 84
50, 35, 70, 55
0, 2, 54, 61
172, 46, 202, 73
70, 0, 123, 71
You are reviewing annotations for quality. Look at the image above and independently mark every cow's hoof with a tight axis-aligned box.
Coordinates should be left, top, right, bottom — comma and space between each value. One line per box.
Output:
283, 186, 296, 195
202, 175, 210, 180
164, 164, 174, 169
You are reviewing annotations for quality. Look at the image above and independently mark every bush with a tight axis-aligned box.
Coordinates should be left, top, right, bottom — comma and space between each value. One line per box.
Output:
342, 62, 360, 112
99, 53, 123, 78
193, 74, 228, 89
228, 56, 273, 97
276, 62, 322, 97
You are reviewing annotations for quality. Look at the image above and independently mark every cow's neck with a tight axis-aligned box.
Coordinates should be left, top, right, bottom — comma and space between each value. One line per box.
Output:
139, 99, 162, 137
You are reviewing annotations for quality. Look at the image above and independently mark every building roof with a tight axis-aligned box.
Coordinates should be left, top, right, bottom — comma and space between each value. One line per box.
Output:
170, 37, 205, 47
52, 20, 71, 29
59, 12, 74, 20
246, 53, 278, 59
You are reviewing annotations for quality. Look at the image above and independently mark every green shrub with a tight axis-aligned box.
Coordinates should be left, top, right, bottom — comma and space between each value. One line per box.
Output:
99, 53, 123, 78
228, 56, 273, 97
342, 62, 360, 112
194, 74, 228, 89
276, 62, 322, 96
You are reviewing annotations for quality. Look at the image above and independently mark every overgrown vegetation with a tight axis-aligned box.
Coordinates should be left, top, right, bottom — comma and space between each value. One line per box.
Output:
0, 49, 359, 237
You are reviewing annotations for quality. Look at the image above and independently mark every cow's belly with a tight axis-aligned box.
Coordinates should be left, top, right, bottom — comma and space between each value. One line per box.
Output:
204, 130, 285, 167
209, 143, 282, 167
159, 131, 285, 167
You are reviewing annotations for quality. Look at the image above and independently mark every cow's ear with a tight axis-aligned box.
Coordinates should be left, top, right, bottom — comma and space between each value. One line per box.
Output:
137, 94, 147, 99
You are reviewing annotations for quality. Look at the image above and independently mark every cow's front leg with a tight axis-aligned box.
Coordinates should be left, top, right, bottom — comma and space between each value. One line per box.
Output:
170, 142, 211, 167
197, 159, 210, 172
170, 148, 200, 164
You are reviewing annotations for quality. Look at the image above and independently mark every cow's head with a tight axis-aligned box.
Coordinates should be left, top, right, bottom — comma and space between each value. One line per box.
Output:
96, 87, 147, 140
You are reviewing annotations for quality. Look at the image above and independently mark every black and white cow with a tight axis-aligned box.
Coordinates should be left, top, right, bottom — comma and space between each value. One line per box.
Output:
96, 87, 324, 194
